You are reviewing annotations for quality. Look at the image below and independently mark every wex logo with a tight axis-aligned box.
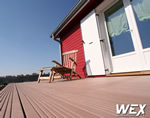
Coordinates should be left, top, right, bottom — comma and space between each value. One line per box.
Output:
116, 104, 147, 117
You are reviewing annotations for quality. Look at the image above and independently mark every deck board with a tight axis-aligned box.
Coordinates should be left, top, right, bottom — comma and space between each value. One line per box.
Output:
0, 76, 150, 118
11, 84, 24, 118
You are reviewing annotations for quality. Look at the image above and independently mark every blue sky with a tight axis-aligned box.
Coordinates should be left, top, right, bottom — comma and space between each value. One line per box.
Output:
0, 0, 78, 76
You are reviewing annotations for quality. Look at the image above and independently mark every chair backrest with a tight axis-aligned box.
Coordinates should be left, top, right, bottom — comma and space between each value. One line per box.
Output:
62, 50, 78, 71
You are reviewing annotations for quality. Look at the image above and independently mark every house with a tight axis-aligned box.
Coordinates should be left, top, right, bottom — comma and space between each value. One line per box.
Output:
50, 0, 150, 78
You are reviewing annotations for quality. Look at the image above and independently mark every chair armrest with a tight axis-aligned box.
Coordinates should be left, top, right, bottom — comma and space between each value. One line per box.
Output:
39, 67, 52, 71
52, 60, 63, 66
69, 57, 77, 66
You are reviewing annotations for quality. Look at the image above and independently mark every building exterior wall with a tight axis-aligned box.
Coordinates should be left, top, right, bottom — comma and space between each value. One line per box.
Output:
61, 22, 87, 78
53, 0, 150, 77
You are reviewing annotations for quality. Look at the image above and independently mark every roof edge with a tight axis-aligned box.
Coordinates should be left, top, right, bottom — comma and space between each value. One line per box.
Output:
50, 0, 90, 40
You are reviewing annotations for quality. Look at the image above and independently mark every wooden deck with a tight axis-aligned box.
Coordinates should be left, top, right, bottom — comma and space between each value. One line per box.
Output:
0, 76, 150, 118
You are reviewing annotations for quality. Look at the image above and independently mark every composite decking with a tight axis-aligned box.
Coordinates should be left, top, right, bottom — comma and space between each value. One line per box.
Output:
0, 76, 150, 118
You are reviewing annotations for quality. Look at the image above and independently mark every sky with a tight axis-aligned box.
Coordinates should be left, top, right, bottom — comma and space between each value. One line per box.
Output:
0, 0, 78, 76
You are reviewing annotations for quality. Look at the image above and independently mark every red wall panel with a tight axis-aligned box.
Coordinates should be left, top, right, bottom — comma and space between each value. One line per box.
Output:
61, 22, 87, 78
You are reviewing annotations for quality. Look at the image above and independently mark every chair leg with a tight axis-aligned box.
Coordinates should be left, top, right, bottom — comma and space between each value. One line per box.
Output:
77, 73, 81, 79
70, 71, 73, 80
49, 71, 54, 83
52, 73, 56, 81
38, 70, 43, 83
74, 71, 81, 79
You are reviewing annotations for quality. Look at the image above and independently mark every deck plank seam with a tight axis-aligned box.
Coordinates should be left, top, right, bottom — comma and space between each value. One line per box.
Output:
15, 84, 26, 118
10, 85, 14, 118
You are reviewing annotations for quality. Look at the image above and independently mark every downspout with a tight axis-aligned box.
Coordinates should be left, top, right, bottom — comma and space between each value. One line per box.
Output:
51, 34, 62, 64
60, 41, 63, 64
59, 41, 62, 64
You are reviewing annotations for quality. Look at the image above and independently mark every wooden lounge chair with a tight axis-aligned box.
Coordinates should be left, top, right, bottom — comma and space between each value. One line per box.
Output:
38, 50, 81, 83
49, 50, 81, 83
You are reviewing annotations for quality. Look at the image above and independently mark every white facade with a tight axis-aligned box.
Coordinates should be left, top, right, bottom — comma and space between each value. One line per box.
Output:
81, 0, 150, 75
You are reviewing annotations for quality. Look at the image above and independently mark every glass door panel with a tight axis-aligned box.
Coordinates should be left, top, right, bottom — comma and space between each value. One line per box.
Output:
131, 0, 150, 49
103, 0, 143, 73
104, 0, 135, 56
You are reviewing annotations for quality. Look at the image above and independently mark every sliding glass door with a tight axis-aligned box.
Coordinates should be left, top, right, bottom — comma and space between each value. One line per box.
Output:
104, 0, 150, 73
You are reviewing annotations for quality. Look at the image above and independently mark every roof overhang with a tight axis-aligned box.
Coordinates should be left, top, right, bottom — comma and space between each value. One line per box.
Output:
50, 0, 90, 42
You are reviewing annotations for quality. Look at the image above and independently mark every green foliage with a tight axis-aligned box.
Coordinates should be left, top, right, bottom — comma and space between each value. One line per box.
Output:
0, 73, 39, 85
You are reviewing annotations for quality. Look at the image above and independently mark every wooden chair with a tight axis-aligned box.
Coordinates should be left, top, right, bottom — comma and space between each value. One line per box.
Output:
38, 50, 81, 83
49, 50, 81, 83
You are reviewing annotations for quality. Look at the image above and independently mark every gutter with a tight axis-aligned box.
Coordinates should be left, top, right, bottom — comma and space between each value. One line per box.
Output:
50, 0, 90, 42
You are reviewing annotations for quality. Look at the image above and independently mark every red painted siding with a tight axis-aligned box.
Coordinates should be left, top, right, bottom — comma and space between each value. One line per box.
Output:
61, 22, 87, 78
